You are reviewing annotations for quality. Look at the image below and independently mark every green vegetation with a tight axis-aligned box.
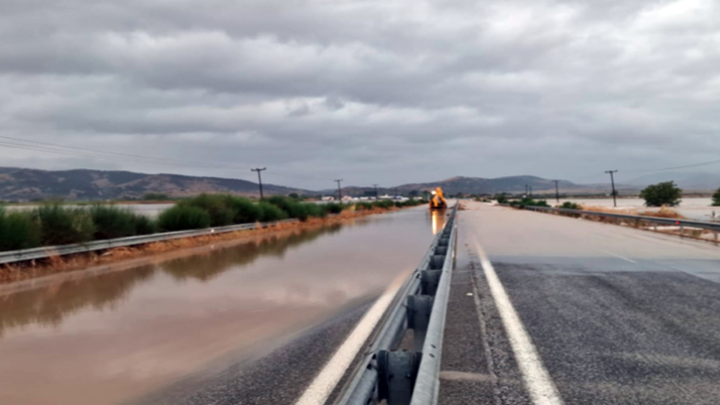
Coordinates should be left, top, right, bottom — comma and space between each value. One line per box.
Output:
228, 196, 262, 224
90, 204, 155, 240
158, 206, 212, 231
0, 209, 41, 251
0, 193, 423, 252
494, 193, 509, 204
509, 197, 550, 209
712, 187, 720, 207
559, 201, 582, 210
325, 202, 345, 214
640, 181, 682, 207
258, 202, 289, 222
177, 194, 236, 226
37, 204, 95, 245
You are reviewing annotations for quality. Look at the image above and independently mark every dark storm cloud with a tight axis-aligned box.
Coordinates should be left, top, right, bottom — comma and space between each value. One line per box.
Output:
1, 0, 719, 188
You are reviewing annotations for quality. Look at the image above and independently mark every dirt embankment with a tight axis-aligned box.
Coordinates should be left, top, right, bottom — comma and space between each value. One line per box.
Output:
0, 207, 399, 284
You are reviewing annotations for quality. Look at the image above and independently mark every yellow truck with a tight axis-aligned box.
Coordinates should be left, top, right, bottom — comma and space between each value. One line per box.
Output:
429, 187, 448, 210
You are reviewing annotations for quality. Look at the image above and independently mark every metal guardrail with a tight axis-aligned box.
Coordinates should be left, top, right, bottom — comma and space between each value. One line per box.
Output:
502, 204, 720, 241
0, 219, 299, 265
337, 205, 458, 405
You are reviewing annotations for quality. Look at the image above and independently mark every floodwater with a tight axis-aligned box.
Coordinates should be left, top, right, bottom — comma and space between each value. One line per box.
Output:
560, 197, 717, 222
0, 207, 446, 405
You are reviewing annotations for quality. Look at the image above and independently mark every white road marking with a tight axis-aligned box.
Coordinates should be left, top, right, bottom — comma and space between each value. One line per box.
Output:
472, 237, 565, 405
294, 272, 408, 405
597, 249, 637, 263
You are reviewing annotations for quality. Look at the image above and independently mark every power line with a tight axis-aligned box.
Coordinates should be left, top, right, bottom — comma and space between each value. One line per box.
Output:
0, 135, 264, 173
622, 158, 720, 174
0, 135, 214, 167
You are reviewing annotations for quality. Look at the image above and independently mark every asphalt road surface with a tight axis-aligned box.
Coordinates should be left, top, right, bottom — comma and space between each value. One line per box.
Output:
440, 201, 720, 405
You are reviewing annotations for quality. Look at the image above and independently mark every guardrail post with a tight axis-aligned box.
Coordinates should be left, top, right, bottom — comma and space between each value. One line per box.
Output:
377, 350, 421, 405
421, 270, 442, 296
407, 295, 434, 352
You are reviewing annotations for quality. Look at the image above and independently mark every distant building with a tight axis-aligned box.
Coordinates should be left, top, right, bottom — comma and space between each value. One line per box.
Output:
321, 196, 334, 201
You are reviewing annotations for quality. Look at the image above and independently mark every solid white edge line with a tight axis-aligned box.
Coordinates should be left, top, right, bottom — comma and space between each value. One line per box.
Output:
294, 272, 408, 405
473, 239, 565, 405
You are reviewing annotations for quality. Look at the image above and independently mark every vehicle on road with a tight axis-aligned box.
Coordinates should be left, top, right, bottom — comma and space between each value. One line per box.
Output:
429, 187, 448, 210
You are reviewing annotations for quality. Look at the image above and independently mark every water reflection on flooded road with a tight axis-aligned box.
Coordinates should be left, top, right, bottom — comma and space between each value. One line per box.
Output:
0, 208, 446, 405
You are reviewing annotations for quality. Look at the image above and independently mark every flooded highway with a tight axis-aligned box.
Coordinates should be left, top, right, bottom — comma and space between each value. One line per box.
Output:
0, 207, 447, 405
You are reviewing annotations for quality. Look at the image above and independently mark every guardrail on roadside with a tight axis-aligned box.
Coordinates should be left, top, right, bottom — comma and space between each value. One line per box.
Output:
502, 204, 720, 242
0, 219, 299, 265
337, 204, 458, 405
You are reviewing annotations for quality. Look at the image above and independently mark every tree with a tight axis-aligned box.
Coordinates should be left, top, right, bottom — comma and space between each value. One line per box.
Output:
712, 187, 720, 207
640, 181, 682, 207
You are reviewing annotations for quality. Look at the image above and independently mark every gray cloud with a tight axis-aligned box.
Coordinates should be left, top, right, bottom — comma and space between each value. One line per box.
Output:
1, 0, 719, 189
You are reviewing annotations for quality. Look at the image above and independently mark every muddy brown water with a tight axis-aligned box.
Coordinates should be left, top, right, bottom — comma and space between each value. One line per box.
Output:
0, 207, 448, 405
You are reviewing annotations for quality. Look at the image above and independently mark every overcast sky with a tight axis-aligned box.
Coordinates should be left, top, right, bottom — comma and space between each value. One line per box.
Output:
1, 0, 719, 189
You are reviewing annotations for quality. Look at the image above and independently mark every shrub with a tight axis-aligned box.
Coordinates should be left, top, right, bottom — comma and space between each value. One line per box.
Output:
325, 203, 345, 214
355, 202, 373, 211
373, 200, 395, 209
712, 187, 720, 207
89, 205, 141, 240
266, 196, 309, 221
228, 196, 262, 224
495, 194, 509, 204
158, 206, 211, 231
257, 202, 288, 222
640, 181, 682, 207
36, 204, 95, 245
560, 202, 582, 210
0, 209, 41, 251
303, 203, 328, 218
509, 198, 550, 209
134, 215, 157, 235
178, 194, 235, 226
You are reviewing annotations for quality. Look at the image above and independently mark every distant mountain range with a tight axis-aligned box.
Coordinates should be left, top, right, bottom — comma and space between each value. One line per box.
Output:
0, 167, 306, 201
336, 176, 592, 196
0, 167, 716, 201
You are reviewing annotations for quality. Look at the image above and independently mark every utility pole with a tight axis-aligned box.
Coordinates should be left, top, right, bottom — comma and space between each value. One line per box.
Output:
251, 168, 266, 200
605, 170, 618, 207
554, 180, 560, 204
373, 184, 379, 199
529, 186, 533, 198
525, 185, 529, 197
335, 179, 343, 201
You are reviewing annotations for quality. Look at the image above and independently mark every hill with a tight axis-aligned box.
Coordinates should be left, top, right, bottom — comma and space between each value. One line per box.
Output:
0, 168, 306, 201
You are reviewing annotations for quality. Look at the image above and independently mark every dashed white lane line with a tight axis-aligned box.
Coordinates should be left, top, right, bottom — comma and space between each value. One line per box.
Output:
294, 272, 409, 405
472, 236, 565, 405
596, 249, 637, 263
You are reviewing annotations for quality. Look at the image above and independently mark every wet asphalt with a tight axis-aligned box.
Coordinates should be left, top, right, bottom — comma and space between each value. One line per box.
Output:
440, 202, 720, 405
